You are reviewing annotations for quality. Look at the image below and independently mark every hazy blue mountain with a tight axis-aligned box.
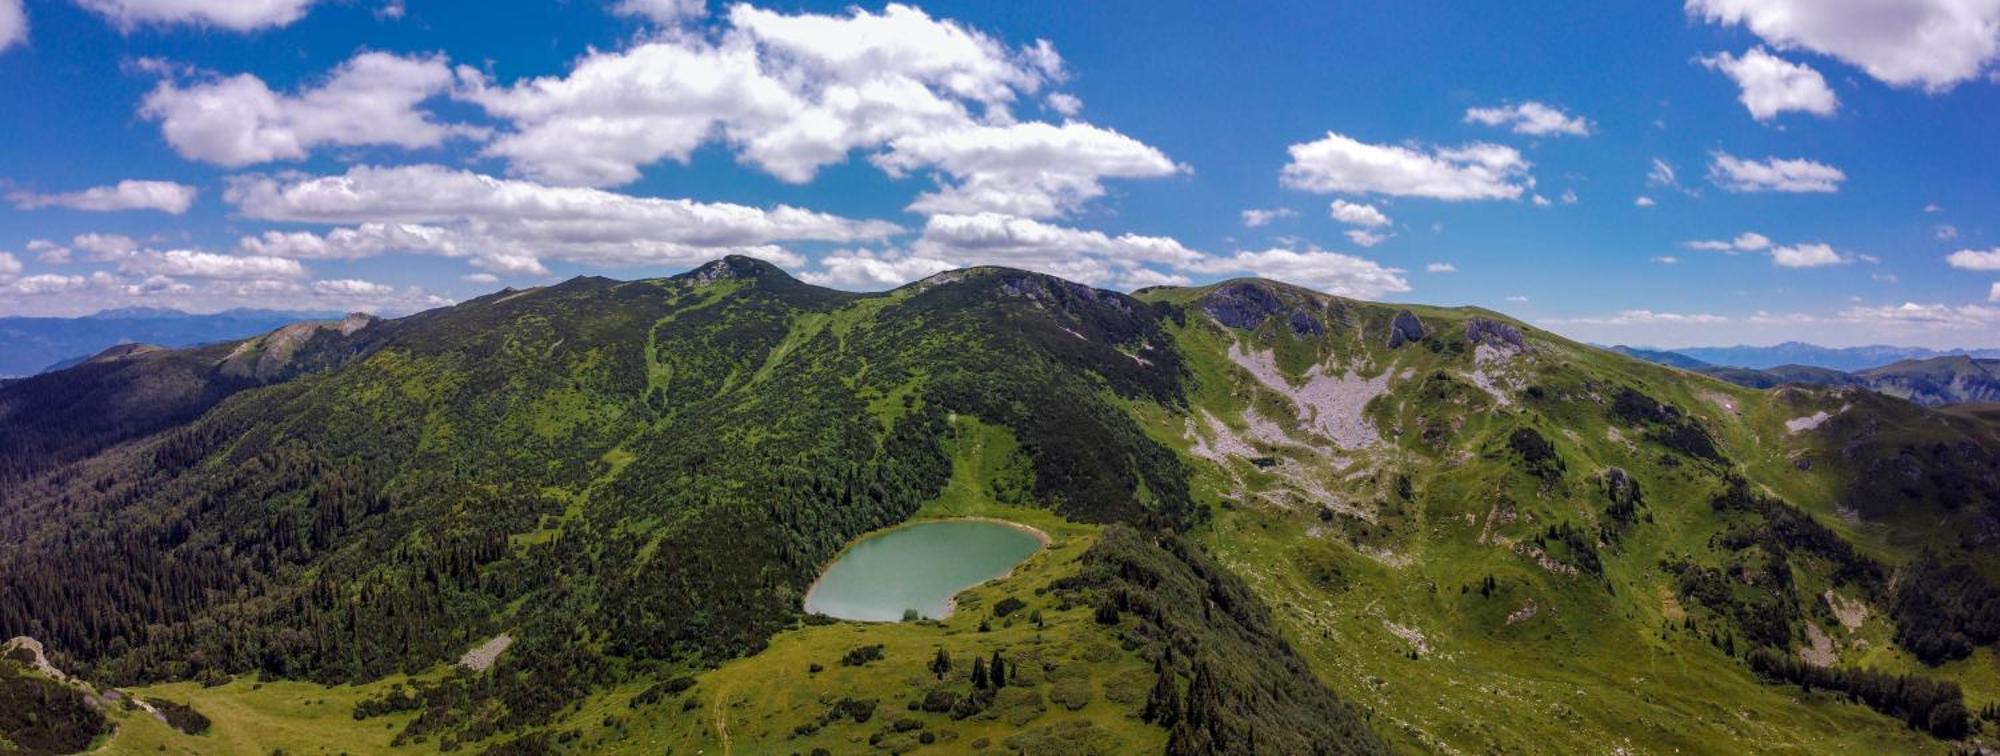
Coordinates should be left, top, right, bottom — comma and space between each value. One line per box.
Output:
1669, 342, 2000, 372
0, 309, 344, 377
1607, 345, 1713, 369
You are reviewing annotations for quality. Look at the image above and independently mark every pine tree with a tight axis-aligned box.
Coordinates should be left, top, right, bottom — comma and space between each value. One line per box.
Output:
970, 657, 988, 689
988, 650, 1006, 688
1143, 670, 1180, 726
930, 648, 952, 680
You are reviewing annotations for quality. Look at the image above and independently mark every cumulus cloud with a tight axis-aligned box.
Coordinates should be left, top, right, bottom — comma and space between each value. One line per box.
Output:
1045, 92, 1082, 116
141, 52, 475, 167
1652, 256, 1680, 264
1771, 242, 1845, 267
1991, 282, 2000, 302
874, 121, 1185, 218
612, 0, 704, 24
78, 0, 317, 31
1699, 47, 1838, 121
1686, 231, 1773, 253
459, 1, 1174, 214
1947, 248, 2000, 270
0, 0, 24, 51
1687, 0, 2000, 91
120, 249, 307, 280
10, 180, 196, 214
1186, 248, 1410, 300
1240, 207, 1295, 228
1425, 262, 1457, 273
1329, 200, 1390, 227
911, 212, 1205, 272
0, 251, 19, 282
1708, 152, 1845, 192
1635, 196, 1657, 207
1281, 132, 1529, 200
798, 249, 960, 289
1462, 101, 1592, 136
224, 164, 899, 273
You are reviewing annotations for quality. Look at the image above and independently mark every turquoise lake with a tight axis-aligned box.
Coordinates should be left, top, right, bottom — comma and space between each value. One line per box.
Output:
803, 520, 1044, 622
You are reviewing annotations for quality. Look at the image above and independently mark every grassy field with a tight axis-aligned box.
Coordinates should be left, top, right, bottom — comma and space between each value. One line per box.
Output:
105, 675, 429, 755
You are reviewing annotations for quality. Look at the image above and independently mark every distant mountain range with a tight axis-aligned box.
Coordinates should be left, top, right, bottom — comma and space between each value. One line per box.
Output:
1608, 345, 2000, 406
0, 308, 344, 377
1617, 342, 2000, 372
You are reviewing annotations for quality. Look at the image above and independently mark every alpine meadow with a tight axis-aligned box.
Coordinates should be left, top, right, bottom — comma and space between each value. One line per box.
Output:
3, 1, 2000, 755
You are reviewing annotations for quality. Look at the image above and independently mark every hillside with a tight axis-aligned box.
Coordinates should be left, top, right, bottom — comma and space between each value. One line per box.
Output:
3, 258, 2000, 753
0, 308, 342, 377
1619, 349, 2000, 406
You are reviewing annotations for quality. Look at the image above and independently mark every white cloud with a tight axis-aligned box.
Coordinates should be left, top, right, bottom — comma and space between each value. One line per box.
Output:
911, 212, 1205, 274
1686, 231, 1772, 253
462, 272, 499, 284
1329, 199, 1390, 227
77, 0, 316, 31
1937, 224, 1960, 240
10, 180, 196, 214
1948, 248, 2000, 270
462, 1, 1149, 203
0, 0, 25, 51
875, 121, 1185, 218
1545, 310, 1729, 326
1045, 92, 1082, 116
121, 249, 308, 280
1281, 132, 1529, 200
224, 164, 899, 271
142, 52, 474, 167
72, 233, 141, 261
612, 0, 704, 24
799, 249, 959, 290
1699, 47, 1839, 121
1840, 301, 2000, 330
1560, 189, 1578, 205
310, 278, 394, 297
0, 251, 19, 282
1635, 196, 1657, 207
1463, 101, 1592, 136
1532, 194, 1552, 207
1771, 242, 1845, 267
1708, 152, 1845, 193
1117, 267, 1191, 290
1991, 282, 2000, 302
9, 273, 113, 295
1187, 248, 1410, 300
1344, 229, 1391, 247
1425, 262, 1457, 273
27, 240, 68, 264
1240, 207, 1295, 228
1652, 256, 1680, 264
1647, 158, 1679, 188
1687, 0, 2000, 92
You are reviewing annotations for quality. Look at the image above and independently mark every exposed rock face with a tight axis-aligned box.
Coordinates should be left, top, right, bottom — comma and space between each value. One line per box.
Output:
1386, 310, 1427, 348
1203, 282, 1284, 329
1464, 318, 1525, 351
1288, 309, 1324, 336
1606, 467, 1642, 510
218, 314, 380, 380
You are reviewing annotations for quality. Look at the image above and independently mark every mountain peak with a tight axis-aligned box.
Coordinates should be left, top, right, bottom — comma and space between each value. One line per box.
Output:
678, 255, 794, 285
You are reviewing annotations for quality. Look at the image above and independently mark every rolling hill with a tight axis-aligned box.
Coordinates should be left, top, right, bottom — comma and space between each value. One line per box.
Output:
3, 257, 1999, 754
0, 308, 345, 378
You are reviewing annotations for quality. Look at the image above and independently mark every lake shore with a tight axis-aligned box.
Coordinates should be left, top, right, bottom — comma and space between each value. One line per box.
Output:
803, 516, 1051, 622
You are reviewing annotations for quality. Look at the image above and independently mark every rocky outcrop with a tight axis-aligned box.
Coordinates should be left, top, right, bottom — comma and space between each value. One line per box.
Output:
1464, 318, 1525, 351
1204, 282, 1284, 329
1288, 310, 1324, 336
1387, 310, 1427, 348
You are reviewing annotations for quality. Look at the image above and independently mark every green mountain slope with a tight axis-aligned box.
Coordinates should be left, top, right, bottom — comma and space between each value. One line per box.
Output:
2, 259, 1998, 754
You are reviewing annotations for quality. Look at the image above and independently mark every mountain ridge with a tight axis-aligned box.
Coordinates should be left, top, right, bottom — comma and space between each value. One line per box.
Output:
3, 258, 1998, 753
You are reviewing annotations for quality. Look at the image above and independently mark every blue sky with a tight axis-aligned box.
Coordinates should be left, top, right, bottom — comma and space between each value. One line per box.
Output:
1, 0, 1997, 347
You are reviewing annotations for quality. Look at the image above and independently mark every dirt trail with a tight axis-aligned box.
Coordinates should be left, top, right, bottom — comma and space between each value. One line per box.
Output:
5, 636, 165, 721
709, 679, 733, 755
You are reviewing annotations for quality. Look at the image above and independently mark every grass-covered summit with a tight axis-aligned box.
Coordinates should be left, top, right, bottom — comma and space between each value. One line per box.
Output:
2, 257, 1998, 753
